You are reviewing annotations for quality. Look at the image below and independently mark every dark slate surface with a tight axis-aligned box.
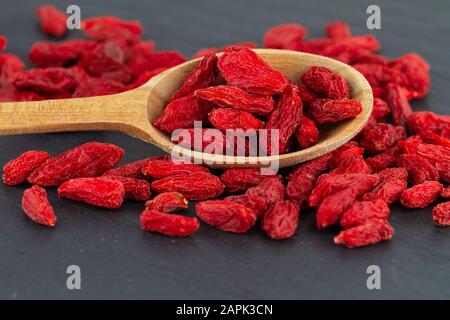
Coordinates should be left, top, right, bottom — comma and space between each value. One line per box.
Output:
0, 0, 449, 299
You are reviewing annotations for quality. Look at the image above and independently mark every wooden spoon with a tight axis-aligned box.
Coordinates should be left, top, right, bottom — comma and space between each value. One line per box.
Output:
0, 49, 372, 169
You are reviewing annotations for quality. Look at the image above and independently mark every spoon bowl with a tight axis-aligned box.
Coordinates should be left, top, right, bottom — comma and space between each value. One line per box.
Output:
0, 49, 373, 169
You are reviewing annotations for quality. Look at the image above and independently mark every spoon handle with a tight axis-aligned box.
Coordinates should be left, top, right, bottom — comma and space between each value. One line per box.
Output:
0, 88, 156, 142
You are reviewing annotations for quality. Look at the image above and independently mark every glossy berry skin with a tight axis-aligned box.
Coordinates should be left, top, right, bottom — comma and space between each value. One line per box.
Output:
262, 200, 300, 240
340, 200, 390, 229
334, 219, 394, 249
432, 202, 450, 227
58, 177, 125, 209
401, 181, 443, 209
3, 150, 49, 185
22, 185, 57, 227
145, 192, 188, 213
140, 210, 200, 237
195, 200, 257, 234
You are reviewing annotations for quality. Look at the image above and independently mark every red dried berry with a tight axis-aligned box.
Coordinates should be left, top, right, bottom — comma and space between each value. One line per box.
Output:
397, 154, 439, 185
375, 167, 409, 184
36, 5, 67, 37
261, 200, 300, 240
29, 40, 95, 67
28, 142, 124, 187
286, 172, 316, 205
195, 200, 257, 234
432, 202, 450, 227
82, 16, 143, 41
3, 151, 50, 185
408, 111, 450, 135
419, 131, 450, 148
334, 219, 394, 249
13, 67, 77, 95
287, 153, 332, 181
362, 179, 407, 204
217, 47, 288, 95
309, 173, 379, 207
441, 186, 450, 199
372, 98, 390, 121
209, 108, 265, 131
301, 66, 350, 99
220, 168, 277, 194
265, 84, 303, 154
340, 200, 390, 229
152, 94, 214, 134
141, 156, 208, 179
295, 115, 319, 149
151, 171, 224, 200
195, 85, 274, 115
322, 35, 381, 57
146, 192, 189, 213
296, 84, 318, 106
103, 158, 151, 179
360, 123, 406, 154
246, 177, 285, 209
171, 54, 218, 100
316, 187, 359, 229
384, 84, 412, 127
0, 36, 6, 52
58, 177, 125, 209
330, 154, 372, 175
365, 144, 402, 172
79, 40, 127, 76
22, 185, 56, 227
103, 175, 150, 201
263, 23, 308, 50
310, 98, 362, 124
329, 146, 364, 169
325, 21, 351, 39
401, 181, 443, 209
171, 128, 231, 153
224, 194, 267, 219
140, 210, 199, 237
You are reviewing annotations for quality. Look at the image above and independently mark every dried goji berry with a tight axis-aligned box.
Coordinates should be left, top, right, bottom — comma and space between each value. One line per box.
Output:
140, 210, 199, 237
82, 16, 143, 42
79, 40, 127, 76
330, 154, 372, 175
22, 185, 56, 227
316, 187, 360, 229
3, 150, 49, 185
334, 219, 394, 249
372, 98, 390, 121
141, 156, 208, 179
29, 40, 95, 67
397, 154, 439, 185
401, 181, 443, 209
301, 66, 350, 99
209, 108, 265, 131
286, 153, 333, 181
365, 144, 402, 172
36, 5, 67, 37
195, 85, 274, 116
171, 54, 218, 100
432, 202, 450, 227
294, 115, 319, 149
374, 167, 409, 184
310, 98, 362, 124
340, 200, 390, 229
419, 131, 450, 148
152, 94, 214, 134
408, 111, 450, 135
384, 84, 413, 127
362, 179, 407, 204
195, 200, 257, 233
310, 173, 379, 208
322, 35, 381, 57
325, 21, 351, 39
329, 146, 364, 169
13, 67, 77, 95
441, 186, 450, 199
295, 84, 318, 107
224, 194, 267, 219
246, 177, 285, 209
145, 192, 188, 213
58, 177, 125, 209
0, 36, 7, 52
263, 23, 308, 50
151, 171, 224, 200
103, 158, 151, 179
104, 175, 151, 201
0, 54, 25, 82
128, 50, 186, 77
265, 84, 303, 154
128, 67, 167, 89
217, 47, 288, 95
220, 168, 278, 194
28, 142, 124, 187
286, 172, 316, 205
360, 123, 406, 154
171, 128, 232, 153
261, 200, 300, 240
72, 73, 125, 98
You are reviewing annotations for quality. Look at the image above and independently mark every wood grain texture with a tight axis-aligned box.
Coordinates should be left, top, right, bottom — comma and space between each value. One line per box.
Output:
0, 0, 449, 300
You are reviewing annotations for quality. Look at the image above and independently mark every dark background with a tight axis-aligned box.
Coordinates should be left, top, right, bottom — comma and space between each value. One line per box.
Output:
1, 0, 449, 300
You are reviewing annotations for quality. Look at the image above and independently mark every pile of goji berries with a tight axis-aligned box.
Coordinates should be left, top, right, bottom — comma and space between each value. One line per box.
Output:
1, 6, 450, 248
